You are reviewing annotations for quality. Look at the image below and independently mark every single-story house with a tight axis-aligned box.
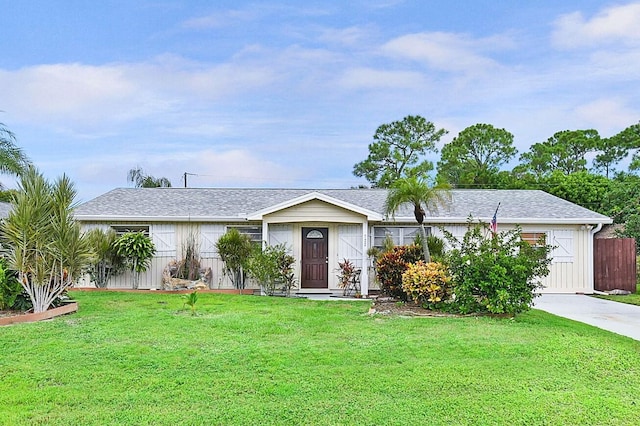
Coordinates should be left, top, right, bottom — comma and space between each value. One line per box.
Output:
74, 188, 612, 295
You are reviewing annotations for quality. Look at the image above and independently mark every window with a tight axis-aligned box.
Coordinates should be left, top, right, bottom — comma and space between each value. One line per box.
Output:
372, 226, 428, 248
111, 225, 149, 236
228, 225, 263, 244
521, 232, 546, 247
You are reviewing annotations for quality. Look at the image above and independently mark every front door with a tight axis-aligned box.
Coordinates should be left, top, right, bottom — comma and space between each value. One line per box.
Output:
301, 227, 328, 289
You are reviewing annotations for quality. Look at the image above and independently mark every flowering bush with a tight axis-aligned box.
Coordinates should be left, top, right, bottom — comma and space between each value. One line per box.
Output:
402, 261, 452, 309
376, 245, 423, 300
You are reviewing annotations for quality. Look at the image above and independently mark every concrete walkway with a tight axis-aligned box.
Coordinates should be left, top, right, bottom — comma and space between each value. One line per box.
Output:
534, 294, 640, 341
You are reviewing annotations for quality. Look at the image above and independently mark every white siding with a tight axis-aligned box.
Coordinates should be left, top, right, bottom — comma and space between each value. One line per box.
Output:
265, 199, 364, 224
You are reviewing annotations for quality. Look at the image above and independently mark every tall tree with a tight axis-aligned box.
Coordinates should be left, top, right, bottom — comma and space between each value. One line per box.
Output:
516, 129, 600, 177
0, 122, 31, 179
593, 123, 640, 178
384, 176, 450, 263
127, 166, 172, 188
0, 167, 92, 313
544, 171, 612, 214
437, 123, 517, 188
353, 115, 447, 188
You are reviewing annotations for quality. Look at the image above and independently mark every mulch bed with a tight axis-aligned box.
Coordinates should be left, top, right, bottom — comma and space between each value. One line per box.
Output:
368, 297, 458, 317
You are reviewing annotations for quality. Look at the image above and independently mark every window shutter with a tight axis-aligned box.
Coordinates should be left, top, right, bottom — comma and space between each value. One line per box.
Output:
269, 224, 293, 253
551, 229, 574, 263
338, 225, 363, 269
151, 224, 176, 257
201, 225, 226, 257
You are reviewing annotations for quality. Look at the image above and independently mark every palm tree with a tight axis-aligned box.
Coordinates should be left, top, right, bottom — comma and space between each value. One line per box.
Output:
0, 122, 31, 178
384, 176, 451, 263
127, 166, 172, 188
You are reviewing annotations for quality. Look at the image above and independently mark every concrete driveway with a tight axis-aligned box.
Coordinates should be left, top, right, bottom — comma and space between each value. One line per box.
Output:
534, 294, 640, 341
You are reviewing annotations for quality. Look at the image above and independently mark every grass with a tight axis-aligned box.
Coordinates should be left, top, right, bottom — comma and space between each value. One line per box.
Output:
595, 284, 640, 306
1, 291, 639, 425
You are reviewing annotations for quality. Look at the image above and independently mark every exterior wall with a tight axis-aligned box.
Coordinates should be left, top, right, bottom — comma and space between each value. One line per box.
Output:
80, 218, 594, 294
80, 222, 232, 290
80, 202, 370, 292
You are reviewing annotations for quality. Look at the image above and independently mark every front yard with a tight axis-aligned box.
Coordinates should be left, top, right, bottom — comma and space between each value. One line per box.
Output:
1, 291, 639, 425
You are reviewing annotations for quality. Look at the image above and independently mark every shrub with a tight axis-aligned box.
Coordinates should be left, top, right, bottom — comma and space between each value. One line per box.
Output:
86, 228, 124, 288
443, 220, 552, 315
337, 258, 357, 295
246, 244, 296, 296
413, 233, 446, 262
176, 233, 201, 281
0, 258, 21, 310
216, 229, 253, 289
376, 245, 423, 300
402, 261, 452, 309
112, 232, 156, 290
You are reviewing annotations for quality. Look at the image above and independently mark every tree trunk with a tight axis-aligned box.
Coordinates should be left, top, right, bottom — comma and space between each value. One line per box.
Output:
420, 224, 431, 263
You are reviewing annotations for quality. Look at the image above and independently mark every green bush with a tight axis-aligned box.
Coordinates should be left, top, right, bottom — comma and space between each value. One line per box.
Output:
0, 258, 21, 310
216, 229, 253, 289
443, 221, 552, 315
112, 232, 156, 290
86, 228, 124, 288
413, 233, 446, 262
246, 244, 296, 296
401, 261, 452, 310
376, 245, 423, 300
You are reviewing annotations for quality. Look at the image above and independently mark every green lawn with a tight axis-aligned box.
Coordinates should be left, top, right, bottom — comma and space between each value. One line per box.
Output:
595, 284, 640, 306
1, 291, 639, 425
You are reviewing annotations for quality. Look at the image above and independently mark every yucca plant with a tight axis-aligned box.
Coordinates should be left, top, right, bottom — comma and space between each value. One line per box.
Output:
216, 228, 253, 289
0, 167, 92, 313
86, 228, 124, 288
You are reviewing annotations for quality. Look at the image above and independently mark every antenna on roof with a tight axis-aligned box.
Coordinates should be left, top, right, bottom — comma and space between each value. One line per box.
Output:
183, 172, 197, 188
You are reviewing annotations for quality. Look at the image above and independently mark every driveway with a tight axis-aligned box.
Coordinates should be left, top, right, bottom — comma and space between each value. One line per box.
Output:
534, 294, 640, 341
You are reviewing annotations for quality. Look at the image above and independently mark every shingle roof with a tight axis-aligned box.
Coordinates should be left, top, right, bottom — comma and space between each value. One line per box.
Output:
74, 187, 612, 225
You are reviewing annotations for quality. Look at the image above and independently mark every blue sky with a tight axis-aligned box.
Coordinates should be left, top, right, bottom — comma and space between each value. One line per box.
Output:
1, 1, 639, 201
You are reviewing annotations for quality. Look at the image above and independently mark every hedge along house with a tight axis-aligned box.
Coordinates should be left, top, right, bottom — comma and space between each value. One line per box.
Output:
74, 188, 612, 295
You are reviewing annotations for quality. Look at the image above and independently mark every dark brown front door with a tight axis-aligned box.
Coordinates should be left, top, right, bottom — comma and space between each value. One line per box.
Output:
301, 227, 328, 289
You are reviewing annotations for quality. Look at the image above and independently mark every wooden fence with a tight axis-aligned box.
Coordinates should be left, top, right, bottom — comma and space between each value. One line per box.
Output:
594, 238, 637, 293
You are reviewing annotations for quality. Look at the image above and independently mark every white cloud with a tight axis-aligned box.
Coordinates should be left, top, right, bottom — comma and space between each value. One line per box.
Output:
381, 32, 513, 74
338, 67, 426, 89
574, 99, 639, 135
74, 148, 300, 193
317, 26, 373, 46
552, 3, 640, 49
0, 57, 276, 129
181, 8, 258, 30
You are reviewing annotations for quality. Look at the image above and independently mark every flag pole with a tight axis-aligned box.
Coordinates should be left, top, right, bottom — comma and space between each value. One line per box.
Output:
490, 202, 500, 234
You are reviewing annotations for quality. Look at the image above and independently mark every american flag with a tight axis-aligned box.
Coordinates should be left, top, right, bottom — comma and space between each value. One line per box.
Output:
490, 203, 500, 234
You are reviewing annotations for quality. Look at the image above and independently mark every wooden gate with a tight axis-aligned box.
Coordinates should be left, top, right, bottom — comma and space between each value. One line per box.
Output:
594, 238, 637, 293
